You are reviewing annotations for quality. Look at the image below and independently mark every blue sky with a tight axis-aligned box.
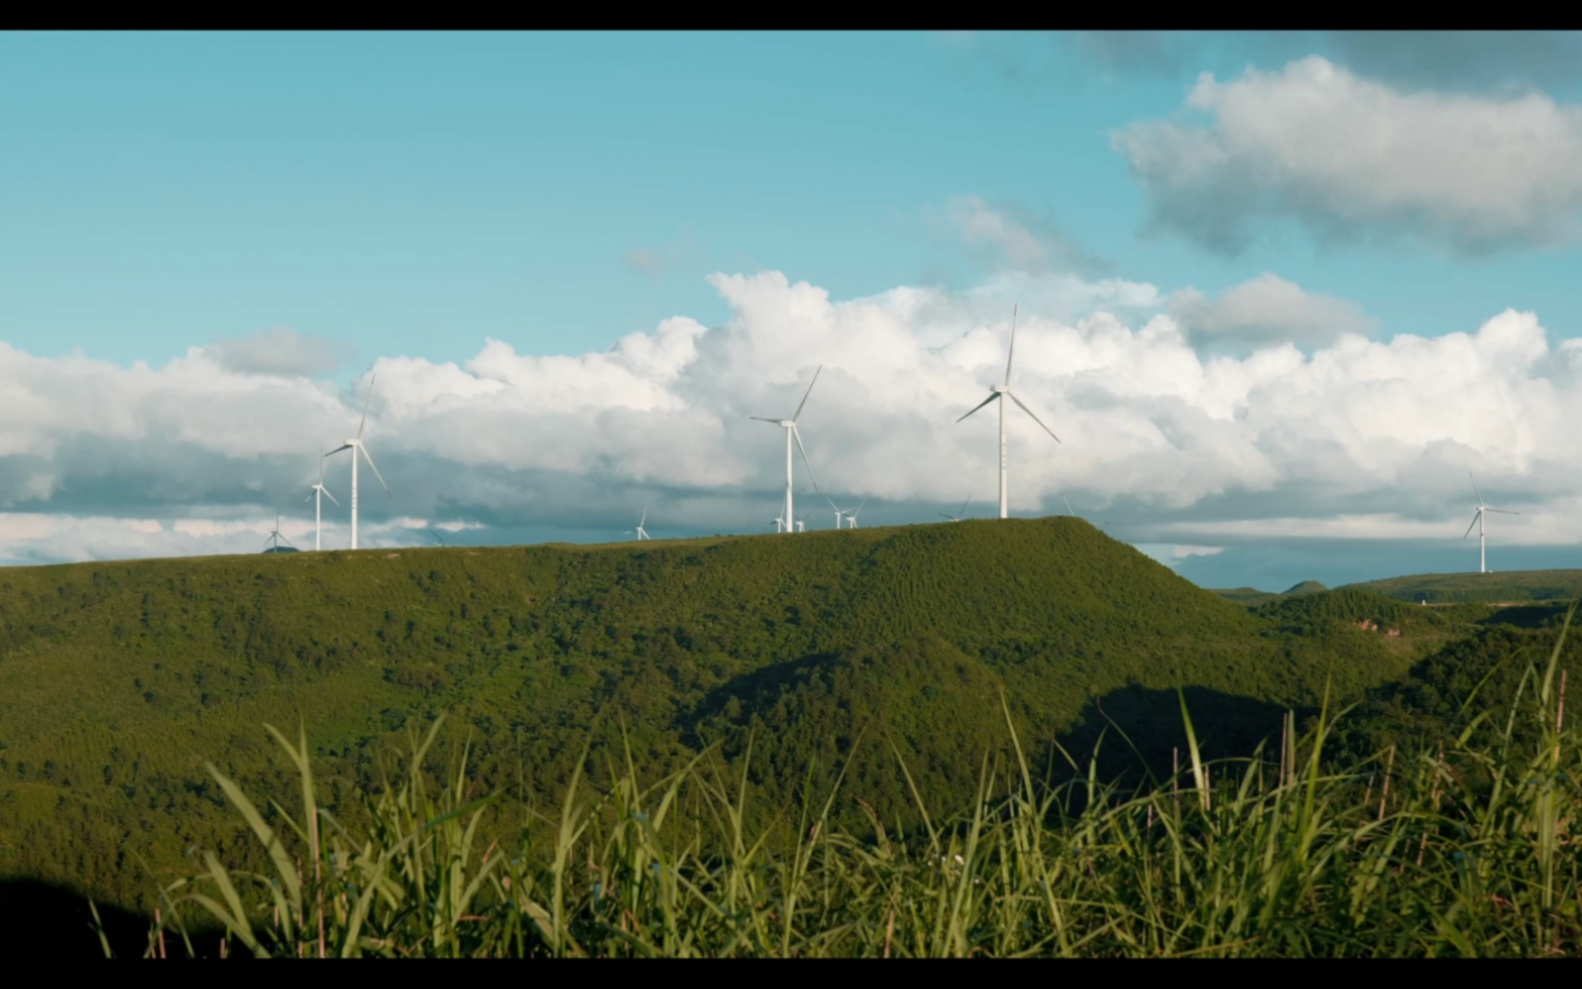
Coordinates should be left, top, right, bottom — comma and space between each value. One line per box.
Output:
3, 31, 1582, 589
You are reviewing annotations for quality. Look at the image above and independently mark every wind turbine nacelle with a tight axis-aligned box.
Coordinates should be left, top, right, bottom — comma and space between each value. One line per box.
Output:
991, 385, 1008, 394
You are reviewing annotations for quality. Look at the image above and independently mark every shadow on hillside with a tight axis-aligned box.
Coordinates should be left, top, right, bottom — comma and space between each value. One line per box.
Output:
681, 651, 841, 744
0, 877, 231, 960
1477, 603, 1570, 630
1047, 685, 1306, 789
0, 877, 149, 959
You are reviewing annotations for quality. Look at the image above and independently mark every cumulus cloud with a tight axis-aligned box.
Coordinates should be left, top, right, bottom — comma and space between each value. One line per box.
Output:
940, 196, 1110, 277
1169, 274, 1378, 350
203, 327, 354, 377
1112, 57, 1582, 256
2, 270, 1582, 565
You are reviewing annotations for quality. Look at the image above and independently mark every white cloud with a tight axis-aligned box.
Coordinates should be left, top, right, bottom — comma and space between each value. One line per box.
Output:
1133, 543, 1226, 569
2, 270, 1582, 565
204, 327, 354, 377
1112, 56, 1582, 255
937, 196, 1109, 276
1169, 273, 1378, 350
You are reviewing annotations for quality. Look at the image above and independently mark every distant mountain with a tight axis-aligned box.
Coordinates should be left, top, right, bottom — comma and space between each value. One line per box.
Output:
1210, 579, 1327, 606
1283, 580, 1328, 597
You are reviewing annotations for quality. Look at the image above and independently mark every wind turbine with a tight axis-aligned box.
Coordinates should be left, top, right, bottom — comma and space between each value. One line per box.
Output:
303, 446, 339, 551
956, 305, 1061, 519
425, 526, 447, 547
794, 510, 809, 533
939, 495, 973, 522
263, 509, 296, 553
625, 507, 651, 541
826, 498, 847, 530
1463, 471, 1518, 574
326, 374, 392, 551
844, 499, 867, 529
750, 365, 821, 535
770, 512, 786, 534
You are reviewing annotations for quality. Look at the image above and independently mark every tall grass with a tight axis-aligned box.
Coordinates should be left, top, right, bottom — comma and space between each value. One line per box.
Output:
110, 607, 1581, 958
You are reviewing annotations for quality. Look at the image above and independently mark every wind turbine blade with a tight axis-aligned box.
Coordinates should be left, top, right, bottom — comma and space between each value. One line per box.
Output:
959, 496, 971, 516
305, 491, 314, 503
792, 425, 818, 491
749, 416, 781, 423
360, 444, 392, 496
1486, 508, 1519, 515
1008, 391, 1060, 442
792, 364, 822, 422
357, 374, 377, 440
318, 446, 326, 485
956, 391, 1000, 423
939, 512, 954, 520
1004, 303, 1017, 387
1061, 495, 1075, 516
639, 506, 647, 527
326, 443, 352, 457
1469, 470, 1483, 507
322, 488, 339, 506
1462, 512, 1480, 540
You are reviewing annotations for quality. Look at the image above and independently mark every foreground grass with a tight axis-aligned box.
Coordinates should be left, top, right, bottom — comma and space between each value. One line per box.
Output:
111, 610, 1581, 958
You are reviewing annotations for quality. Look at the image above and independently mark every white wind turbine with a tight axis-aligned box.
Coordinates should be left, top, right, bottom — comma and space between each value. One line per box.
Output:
303, 446, 340, 551
625, 507, 651, 541
956, 305, 1061, 519
1463, 471, 1518, 574
263, 509, 296, 553
750, 365, 821, 535
844, 499, 867, 529
794, 510, 809, 533
826, 498, 847, 530
939, 495, 974, 522
325, 374, 392, 551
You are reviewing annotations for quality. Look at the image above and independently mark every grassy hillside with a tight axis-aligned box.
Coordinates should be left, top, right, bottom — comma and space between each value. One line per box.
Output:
1347, 569, 1582, 604
0, 517, 1449, 913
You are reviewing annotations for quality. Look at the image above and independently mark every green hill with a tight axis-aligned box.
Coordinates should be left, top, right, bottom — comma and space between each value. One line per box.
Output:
1211, 580, 1328, 607
1346, 569, 1582, 604
0, 517, 1453, 913
1327, 606, 1582, 771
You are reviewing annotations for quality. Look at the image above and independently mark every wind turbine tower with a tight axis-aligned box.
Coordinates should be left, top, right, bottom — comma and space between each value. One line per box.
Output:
1463, 472, 1518, 574
956, 305, 1061, 519
326, 374, 392, 550
845, 499, 867, 529
304, 446, 339, 551
751, 366, 821, 534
